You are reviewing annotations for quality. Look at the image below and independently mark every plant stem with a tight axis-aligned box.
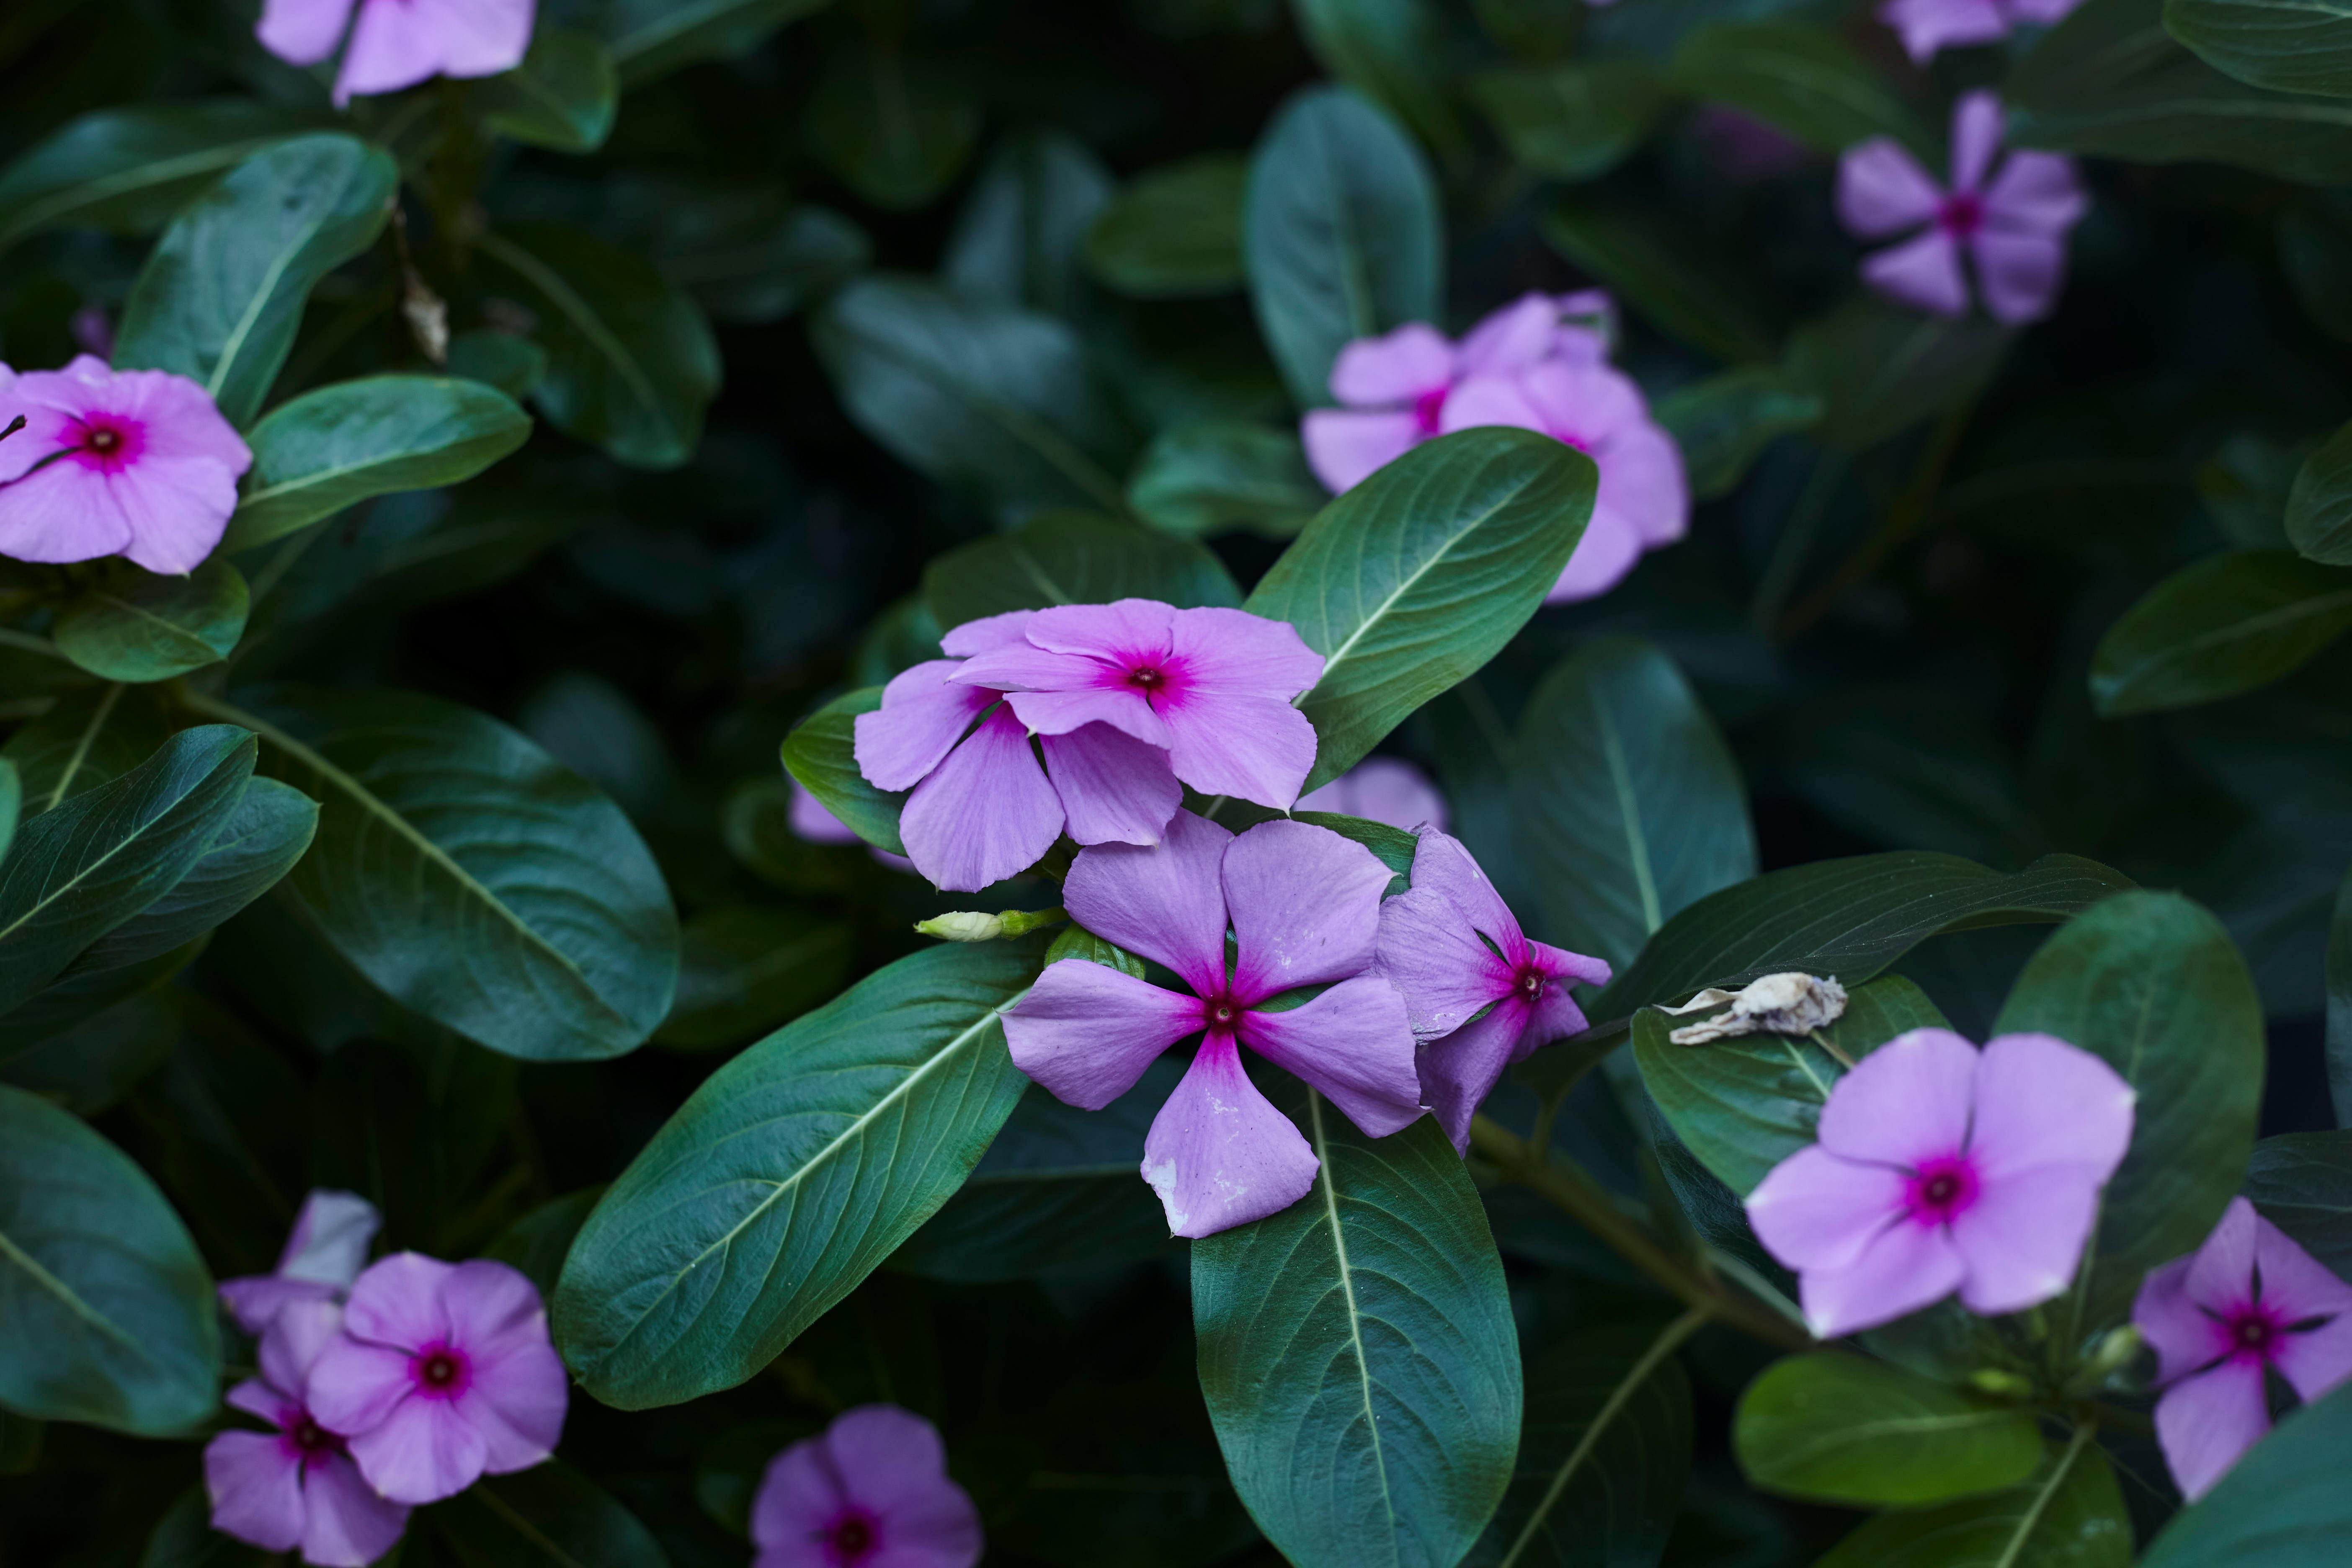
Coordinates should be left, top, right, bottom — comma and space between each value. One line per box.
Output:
1467, 1114, 1812, 1351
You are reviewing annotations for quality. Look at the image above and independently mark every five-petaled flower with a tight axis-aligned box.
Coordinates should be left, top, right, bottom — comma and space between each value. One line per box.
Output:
205, 1299, 411, 1568
1746, 1028, 2134, 1338
257, 0, 535, 107
2134, 1196, 2352, 1501
1002, 811, 1423, 1238
1374, 828, 1611, 1150
751, 1405, 983, 1568
0, 356, 252, 574
306, 1253, 568, 1505
1877, 0, 2083, 64
219, 1189, 381, 1336
1837, 92, 2087, 325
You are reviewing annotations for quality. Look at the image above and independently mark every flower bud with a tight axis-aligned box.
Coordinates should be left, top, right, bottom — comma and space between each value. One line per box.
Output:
915, 907, 1066, 942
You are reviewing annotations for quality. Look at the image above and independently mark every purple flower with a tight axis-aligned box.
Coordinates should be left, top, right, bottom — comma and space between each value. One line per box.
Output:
1002, 811, 1423, 1238
750, 1405, 983, 1568
1297, 757, 1449, 832
1745, 1029, 2134, 1338
1877, 0, 2082, 64
205, 1300, 410, 1568
2134, 1197, 2352, 1501
0, 356, 252, 574
1837, 92, 2088, 325
257, 0, 534, 107
219, 1190, 382, 1336
1372, 829, 1610, 1150
946, 599, 1326, 810
305, 1253, 567, 1506
853, 609, 1189, 892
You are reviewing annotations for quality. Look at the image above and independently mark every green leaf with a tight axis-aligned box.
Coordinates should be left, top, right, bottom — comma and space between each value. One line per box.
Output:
1785, 299, 2013, 452
1634, 974, 1949, 1195
2088, 552, 2352, 715
1994, 891, 2265, 1327
476, 222, 722, 471
113, 134, 397, 429
478, 26, 619, 153
1543, 199, 1781, 363
1734, 1353, 2043, 1507
1470, 60, 1670, 183
1289, 0, 1469, 160
0, 941, 200, 1061
140, 1483, 271, 1568
802, 42, 980, 211
1127, 420, 1324, 540
894, 1057, 1183, 1281
944, 129, 1113, 317
1245, 86, 1443, 407
657, 201, 869, 325
1653, 365, 1824, 500
1510, 637, 1757, 975
1669, 21, 1936, 157
447, 330, 549, 399
1596, 851, 2135, 1022
2288, 416, 2352, 565
431, 1458, 673, 1568
2278, 192, 2352, 346
0, 991, 177, 1117
1195, 1101, 1521, 1568
2009, 0, 2352, 184
2334, 864, 2352, 1125
1464, 1318, 1697, 1568
1085, 155, 1249, 298
655, 905, 856, 1052
2245, 1131, 2352, 1276
779, 688, 905, 856
0, 100, 322, 257
0, 758, 17, 867
196, 686, 680, 1063
53, 559, 247, 684
2141, 1380, 2352, 1565
813, 276, 1137, 521
223, 376, 533, 553
1812, 1432, 2132, 1568
0, 1083, 219, 1435
1246, 428, 1597, 792
924, 511, 1243, 629
485, 1187, 606, 1305
553, 938, 1043, 1408
0, 725, 255, 1019
2167, 0, 2352, 99
598, 0, 834, 87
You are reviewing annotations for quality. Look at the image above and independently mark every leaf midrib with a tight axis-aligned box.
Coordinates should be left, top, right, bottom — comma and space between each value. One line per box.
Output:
206, 155, 366, 405
0, 137, 289, 256
1305, 1091, 1398, 1552
0, 1215, 160, 1364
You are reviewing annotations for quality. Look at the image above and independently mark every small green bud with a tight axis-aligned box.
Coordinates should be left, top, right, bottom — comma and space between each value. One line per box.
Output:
1968, 1369, 2034, 1400
914, 906, 1066, 942
2080, 1325, 2144, 1383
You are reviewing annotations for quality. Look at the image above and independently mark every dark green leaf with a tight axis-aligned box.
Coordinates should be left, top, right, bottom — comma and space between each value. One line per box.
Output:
2278, 193, 2352, 345
779, 688, 905, 856
1544, 199, 1782, 363
0, 758, 16, 866
1511, 637, 1757, 975
113, 134, 397, 429
924, 510, 1243, 628
53, 558, 247, 684
0, 100, 321, 256
1246, 428, 1597, 792
140, 1483, 270, 1568
0, 941, 199, 1060
479, 26, 619, 153
476, 222, 722, 470
812, 276, 1137, 521
2089, 551, 2352, 715
1734, 1353, 2042, 1506
1470, 60, 1670, 183
1653, 365, 1824, 500
1994, 891, 2265, 1327
2245, 1131, 2352, 1280
431, 1458, 673, 1568
1785, 299, 2012, 452
0, 991, 176, 1117
1127, 420, 1323, 540
1289, 0, 1469, 159
658, 201, 869, 325
201, 686, 679, 1062
599, 0, 834, 87
1670, 22, 1935, 157
2166, 0, 2352, 100
2288, 416, 2352, 565
0, 724, 254, 1018
655, 905, 856, 1052
1812, 1434, 2132, 1568
1086, 155, 1249, 298
2140, 1380, 2352, 1565
485, 1187, 606, 1306
0, 1083, 219, 1435
446, 330, 548, 398
802, 43, 980, 211
1245, 86, 1443, 407
2334, 863, 2352, 1125
945, 129, 1113, 317
553, 938, 1043, 1408
1195, 1102, 1520, 1568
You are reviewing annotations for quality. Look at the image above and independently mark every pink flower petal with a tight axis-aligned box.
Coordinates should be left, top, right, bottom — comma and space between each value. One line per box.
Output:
342, 1253, 457, 1353
1506, 361, 1648, 447
346, 1393, 491, 1505
2254, 1215, 2352, 1324
1161, 696, 1318, 810
854, 661, 993, 793
1837, 139, 1945, 238
1862, 230, 1970, 317
1596, 419, 1689, 547
1434, 374, 1547, 437
116, 368, 251, 473
1411, 1001, 1527, 1153
219, 1275, 340, 1337
460, 1338, 568, 1475
1240, 975, 1424, 1138
300, 1455, 413, 1568
823, 1407, 982, 1562
790, 779, 863, 845
1019, 598, 1177, 663
1297, 758, 1448, 832
108, 455, 240, 575
1004, 960, 1205, 1110
410, 0, 535, 78
750, 1437, 846, 1552
1982, 150, 2088, 236
1519, 941, 1608, 1058
304, 1337, 415, 1439
1814, 1027, 1976, 1166
256, 0, 357, 66
1141, 1034, 1320, 1238
1223, 820, 1392, 1002
1747, 1145, 1911, 1273
204, 1431, 305, 1554
1950, 91, 2005, 194
1798, 1215, 1969, 1337
1948, 1165, 2101, 1315
1965, 1032, 2135, 1184
1327, 322, 1453, 406
337, 0, 454, 101
2185, 1198, 2260, 1313
2155, 1359, 2270, 1502
1545, 508, 1645, 602
1970, 228, 2067, 325
1040, 724, 1182, 846
1877, 0, 2011, 62
1301, 408, 1425, 493
1061, 809, 1233, 996
898, 708, 1065, 892
2133, 1258, 2221, 1384
1373, 884, 1517, 1040
1454, 294, 1564, 379
937, 608, 1037, 657
276, 1190, 381, 1287
1167, 605, 1326, 698
260, 1297, 347, 1395
0, 458, 134, 564
1002, 686, 1171, 748
225, 1377, 285, 1427
1403, 829, 1520, 956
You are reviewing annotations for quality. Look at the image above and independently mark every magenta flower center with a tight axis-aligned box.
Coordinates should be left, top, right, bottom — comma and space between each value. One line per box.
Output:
1106, 650, 1191, 709
1412, 386, 1448, 434
67, 414, 145, 473
1904, 1155, 1980, 1225
820, 1506, 883, 1565
1204, 994, 1240, 1029
2221, 1302, 2286, 1364
1937, 192, 1985, 237
1515, 965, 1549, 1003
410, 1342, 472, 1400
278, 1405, 347, 1473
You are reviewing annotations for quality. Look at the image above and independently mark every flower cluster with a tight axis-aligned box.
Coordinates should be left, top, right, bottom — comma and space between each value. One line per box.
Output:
853, 601, 1323, 890
750, 1405, 983, 1568
257, 0, 534, 106
205, 1193, 567, 1565
1302, 291, 1689, 603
